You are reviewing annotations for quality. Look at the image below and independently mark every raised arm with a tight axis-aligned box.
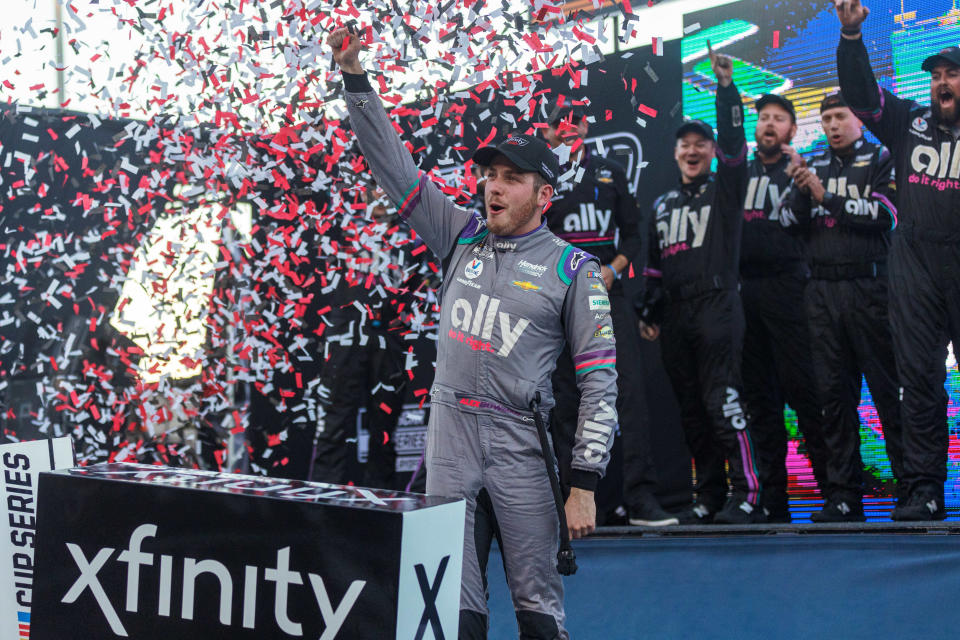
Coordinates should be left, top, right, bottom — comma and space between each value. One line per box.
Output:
834, 1, 914, 152
328, 27, 472, 260
710, 43, 748, 211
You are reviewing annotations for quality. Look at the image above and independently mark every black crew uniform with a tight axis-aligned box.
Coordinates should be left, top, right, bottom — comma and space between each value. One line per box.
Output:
639, 83, 763, 513
838, 36, 960, 518
309, 215, 432, 488
546, 149, 652, 519
783, 137, 904, 512
740, 152, 828, 521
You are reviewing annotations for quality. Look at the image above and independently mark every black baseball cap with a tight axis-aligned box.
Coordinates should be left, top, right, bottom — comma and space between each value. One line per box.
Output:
472, 134, 561, 187
819, 92, 848, 114
756, 93, 796, 122
547, 97, 587, 125
676, 119, 715, 141
921, 46, 960, 72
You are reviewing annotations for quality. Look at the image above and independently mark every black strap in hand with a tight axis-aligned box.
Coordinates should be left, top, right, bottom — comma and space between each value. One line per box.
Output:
530, 392, 578, 576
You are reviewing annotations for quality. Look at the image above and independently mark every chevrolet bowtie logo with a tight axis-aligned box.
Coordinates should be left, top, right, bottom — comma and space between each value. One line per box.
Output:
511, 280, 541, 291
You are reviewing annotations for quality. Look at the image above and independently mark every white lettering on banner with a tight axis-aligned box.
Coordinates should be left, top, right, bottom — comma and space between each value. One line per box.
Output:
657, 205, 711, 249
723, 388, 747, 430
1, 437, 73, 640
62, 524, 366, 637
582, 400, 618, 463
449, 295, 530, 357
910, 141, 960, 178
562, 203, 612, 234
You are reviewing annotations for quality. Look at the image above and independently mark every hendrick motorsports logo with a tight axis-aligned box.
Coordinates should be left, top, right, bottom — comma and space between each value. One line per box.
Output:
62, 524, 366, 637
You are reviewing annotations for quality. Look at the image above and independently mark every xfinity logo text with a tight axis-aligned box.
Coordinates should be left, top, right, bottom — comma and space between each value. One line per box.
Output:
63, 524, 365, 638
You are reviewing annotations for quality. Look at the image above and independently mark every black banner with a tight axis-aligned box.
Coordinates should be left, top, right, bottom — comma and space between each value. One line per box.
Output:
31, 464, 464, 639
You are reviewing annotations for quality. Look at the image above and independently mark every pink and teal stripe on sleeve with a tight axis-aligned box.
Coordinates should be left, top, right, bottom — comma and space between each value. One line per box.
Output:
398, 172, 426, 220
574, 349, 616, 375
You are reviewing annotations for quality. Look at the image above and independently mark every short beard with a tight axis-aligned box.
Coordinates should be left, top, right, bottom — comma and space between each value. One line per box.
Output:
755, 137, 782, 158
932, 98, 960, 126
486, 191, 540, 236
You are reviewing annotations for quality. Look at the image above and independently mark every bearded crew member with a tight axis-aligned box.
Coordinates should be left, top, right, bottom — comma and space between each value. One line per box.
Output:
835, 0, 960, 520
783, 93, 904, 522
328, 28, 618, 639
543, 99, 672, 526
638, 47, 764, 524
739, 93, 828, 523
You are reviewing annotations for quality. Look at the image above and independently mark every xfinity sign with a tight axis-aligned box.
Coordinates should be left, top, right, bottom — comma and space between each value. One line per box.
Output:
63, 524, 365, 637
31, 464, 464, 639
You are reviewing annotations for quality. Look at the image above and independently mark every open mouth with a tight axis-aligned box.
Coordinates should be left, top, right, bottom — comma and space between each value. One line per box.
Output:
488, 203, 506, 215
939, 88, 955, 106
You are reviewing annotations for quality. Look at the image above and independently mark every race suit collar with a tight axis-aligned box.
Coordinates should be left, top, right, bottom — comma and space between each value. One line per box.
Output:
752, 151, 791, 171
680, 172, 710, 194
490, 217, 548, 250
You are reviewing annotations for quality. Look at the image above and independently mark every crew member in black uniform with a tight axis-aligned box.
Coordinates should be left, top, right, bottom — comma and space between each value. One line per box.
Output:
740, 93, 828, 522
543, 98, 672, 525
638, 47, 764, 524
835, 0, 960, 520
310, 180, 434, 488
783, 93, 903, 521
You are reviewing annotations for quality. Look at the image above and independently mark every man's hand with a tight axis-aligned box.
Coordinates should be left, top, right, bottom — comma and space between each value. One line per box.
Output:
834, 0, 869, 35
327, 26, 365, 74
708, 40, 733, 88
783, 144, 806, 179
565, 487, 596, 539
601, 265, 616, 290
795, 168, 827, 203
639, 321, 660, 341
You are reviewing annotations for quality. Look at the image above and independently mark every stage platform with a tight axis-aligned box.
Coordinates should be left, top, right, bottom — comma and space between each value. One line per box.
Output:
487, 522, 960, 639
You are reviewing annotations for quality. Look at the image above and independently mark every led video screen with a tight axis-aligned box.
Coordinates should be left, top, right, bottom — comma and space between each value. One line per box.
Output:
682, 0, 960, 519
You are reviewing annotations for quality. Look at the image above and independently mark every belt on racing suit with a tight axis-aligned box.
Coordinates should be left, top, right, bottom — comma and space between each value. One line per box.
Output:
664, 274, 737, 303
810, 261, 887, 280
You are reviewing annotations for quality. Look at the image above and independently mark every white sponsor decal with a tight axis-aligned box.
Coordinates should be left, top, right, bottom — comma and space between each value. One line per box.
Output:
562, 203, 613, 234
912, 117, 928, 132
516, 260, 547, 277
588, 296, 610, 311
723, 387, 747, 430
910, 141, 960, 178
464, 258, 483, 279
455, 277, 482, 289
450, 295, 530, 357
743, 176, 790, 220
582, 400, 617, 463
656, 204, 712, 249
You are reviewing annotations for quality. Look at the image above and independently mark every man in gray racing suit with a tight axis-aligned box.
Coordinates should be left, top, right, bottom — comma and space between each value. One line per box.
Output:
329, 29, 618, 639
